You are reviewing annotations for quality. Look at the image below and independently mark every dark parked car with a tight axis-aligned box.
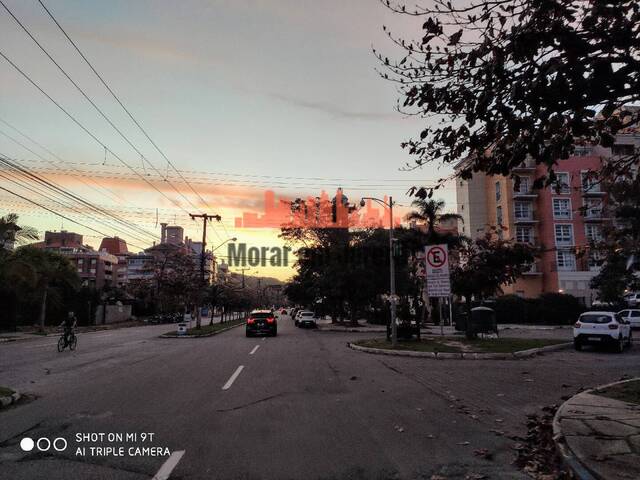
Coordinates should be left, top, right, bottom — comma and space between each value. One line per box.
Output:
246, 310, 277, 337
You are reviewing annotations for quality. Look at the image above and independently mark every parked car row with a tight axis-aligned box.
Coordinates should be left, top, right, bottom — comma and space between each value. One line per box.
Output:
146, 312, 183, 324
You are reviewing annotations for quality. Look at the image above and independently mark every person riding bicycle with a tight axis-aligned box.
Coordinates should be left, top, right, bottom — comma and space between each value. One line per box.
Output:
59, 312, 77, 347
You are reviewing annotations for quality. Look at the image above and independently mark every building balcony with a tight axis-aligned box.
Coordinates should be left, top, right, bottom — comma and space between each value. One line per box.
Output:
513, 158, 536, 172
583, 212, 608, 222
582, 187, 606, 196
512, 190, 538, 199
513, 215, 538, 224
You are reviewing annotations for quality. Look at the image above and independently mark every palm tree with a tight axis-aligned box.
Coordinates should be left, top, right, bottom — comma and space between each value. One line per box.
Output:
405, 199, 463, 238
0, 213, 38, 250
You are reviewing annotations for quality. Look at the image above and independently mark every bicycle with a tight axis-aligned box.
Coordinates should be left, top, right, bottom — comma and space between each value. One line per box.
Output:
57, 330, 77, 352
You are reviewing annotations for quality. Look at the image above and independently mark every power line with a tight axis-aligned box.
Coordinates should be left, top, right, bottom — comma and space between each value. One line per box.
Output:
0, 48, 193, 217
37, 0, 212, 210
0, 121, 125, 205
0, 0, 201, 213
0, 155, 157, 245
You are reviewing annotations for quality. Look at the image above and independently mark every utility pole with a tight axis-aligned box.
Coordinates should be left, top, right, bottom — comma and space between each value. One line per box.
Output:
189, 213, 221, 285
238, 268, 250, 289
189, 213, 221, 329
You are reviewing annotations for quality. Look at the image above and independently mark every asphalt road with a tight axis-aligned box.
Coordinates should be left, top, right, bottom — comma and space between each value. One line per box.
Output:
1, 317, 639, 480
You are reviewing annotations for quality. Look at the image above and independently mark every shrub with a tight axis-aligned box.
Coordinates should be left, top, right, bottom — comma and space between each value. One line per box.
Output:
493, 293, 585, 325
494, 295, 527, 324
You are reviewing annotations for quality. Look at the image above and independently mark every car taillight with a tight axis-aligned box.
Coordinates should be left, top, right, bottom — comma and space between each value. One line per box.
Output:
267, 317, 275, 324
247, 318, 255, 324
574, 322, 581, 328
609, 324, 619, 330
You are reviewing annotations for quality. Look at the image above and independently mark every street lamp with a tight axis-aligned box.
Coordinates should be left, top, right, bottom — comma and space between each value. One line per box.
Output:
360, 196, 398, 347
212, 237, 237, 252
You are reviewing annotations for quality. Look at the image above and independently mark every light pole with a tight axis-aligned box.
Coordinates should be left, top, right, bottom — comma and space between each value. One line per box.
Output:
360, 196, 397, 347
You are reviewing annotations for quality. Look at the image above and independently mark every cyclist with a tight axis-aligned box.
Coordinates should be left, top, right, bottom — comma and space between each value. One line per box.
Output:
59, 311, 77, 347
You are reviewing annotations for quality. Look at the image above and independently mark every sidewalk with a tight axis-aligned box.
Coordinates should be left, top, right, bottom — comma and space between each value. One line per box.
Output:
553, 379, 640, 480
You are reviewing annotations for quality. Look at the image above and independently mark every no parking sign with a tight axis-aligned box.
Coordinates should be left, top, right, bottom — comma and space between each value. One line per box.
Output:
425, 244, 451, 297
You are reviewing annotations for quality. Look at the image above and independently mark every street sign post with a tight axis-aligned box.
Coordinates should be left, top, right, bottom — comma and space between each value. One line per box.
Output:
425, 244, 451, 297
425, 244, 451, 336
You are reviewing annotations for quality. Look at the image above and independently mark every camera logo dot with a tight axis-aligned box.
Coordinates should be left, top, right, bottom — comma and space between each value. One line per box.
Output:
20, 436, 67, 452
20, 437, 34, 452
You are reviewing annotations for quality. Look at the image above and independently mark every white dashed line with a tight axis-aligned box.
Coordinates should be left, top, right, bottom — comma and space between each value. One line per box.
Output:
222, 365, 244, 390
262, 337, 266, 341
152, 449, 185, 480
249, 345, 260, 355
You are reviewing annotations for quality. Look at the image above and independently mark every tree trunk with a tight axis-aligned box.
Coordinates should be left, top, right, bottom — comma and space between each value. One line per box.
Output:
38, 284, 48, 332
465, 296, 476, 340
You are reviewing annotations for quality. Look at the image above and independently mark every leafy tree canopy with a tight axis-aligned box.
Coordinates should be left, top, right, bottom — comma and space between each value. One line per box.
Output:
377, 0, 640, 190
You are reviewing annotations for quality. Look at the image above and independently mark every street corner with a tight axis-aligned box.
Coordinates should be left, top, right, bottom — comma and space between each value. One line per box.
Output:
553, 378, 640, 480
348, 337, 572, 360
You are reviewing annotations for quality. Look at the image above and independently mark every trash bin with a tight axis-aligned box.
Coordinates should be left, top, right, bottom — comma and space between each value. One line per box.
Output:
469, 307, 498, 336
177, 323, 188, 336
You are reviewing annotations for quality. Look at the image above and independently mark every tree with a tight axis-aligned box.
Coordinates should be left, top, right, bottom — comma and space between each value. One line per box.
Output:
8, 246, 80, 330
377, 0, 640, 189
590, 171, 640, 301
0, 213, 38, 250
405, 198, 463, 238
450, 233, 536, 338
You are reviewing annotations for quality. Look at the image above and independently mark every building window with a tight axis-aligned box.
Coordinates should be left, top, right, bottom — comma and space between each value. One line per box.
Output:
588, 251, 602, 270
581, 171, 601, 193
583, 198, 603, 218
555, 172, 571, 194
516, 226, 533, 243
612, 144, 635, 156
495, 181, 501, 202
585, 224, 602, 242
514, 176, 530, 194
573, 145, 593, 156
496, 206, 503, 225
552, 198, 572, 219
77, 258, 83, 265
556, 251, 576, 271
555, 224, 574, 246
514, 201, 531, 220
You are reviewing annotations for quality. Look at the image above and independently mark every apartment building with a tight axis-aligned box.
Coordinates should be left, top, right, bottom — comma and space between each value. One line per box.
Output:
456, 131, 639, 306
32, 231, 118, 289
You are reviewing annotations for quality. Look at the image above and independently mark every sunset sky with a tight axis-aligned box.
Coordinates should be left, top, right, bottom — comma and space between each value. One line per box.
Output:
0, 0, 456, 280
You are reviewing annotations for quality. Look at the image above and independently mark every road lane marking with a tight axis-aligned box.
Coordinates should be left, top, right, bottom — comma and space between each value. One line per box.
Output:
152, 450, 185, 480
222, 365, 244, 390
249, 345, 260, 355
262, 337, 266, 341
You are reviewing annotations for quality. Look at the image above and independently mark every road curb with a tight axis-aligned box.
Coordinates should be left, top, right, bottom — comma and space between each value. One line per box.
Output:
552, 378, 640, 480
347, 341, 572, 360
0, 390, 21, 409
159, 321, 246, 338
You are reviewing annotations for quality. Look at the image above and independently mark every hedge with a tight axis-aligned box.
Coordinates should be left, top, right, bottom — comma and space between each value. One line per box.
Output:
493, 293, 586, 325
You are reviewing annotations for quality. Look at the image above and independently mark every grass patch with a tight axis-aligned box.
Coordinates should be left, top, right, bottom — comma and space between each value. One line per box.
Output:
594, 379, 640, 405
0, 386, 15, 397
463, 337, 566, 353
355, 338, 461, 353
353, 336, 566, 354
163, 318, 245, 337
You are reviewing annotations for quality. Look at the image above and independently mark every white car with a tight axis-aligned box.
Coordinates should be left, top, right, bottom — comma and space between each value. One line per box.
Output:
618, 309, 640, 329
623, 292, 640, 308
295, 310, 317, 328
573, 311, 632, 352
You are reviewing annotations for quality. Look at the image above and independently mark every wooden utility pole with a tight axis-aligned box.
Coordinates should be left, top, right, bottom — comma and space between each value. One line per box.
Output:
189, 213, 221, 284
189, 213, 221, 328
